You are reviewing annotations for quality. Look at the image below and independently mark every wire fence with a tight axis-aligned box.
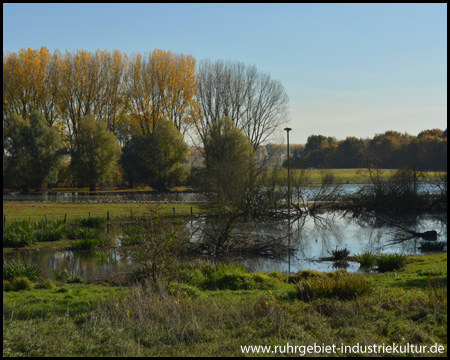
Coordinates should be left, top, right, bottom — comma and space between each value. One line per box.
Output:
3, 206, 200, 224
3, 192, 206, 203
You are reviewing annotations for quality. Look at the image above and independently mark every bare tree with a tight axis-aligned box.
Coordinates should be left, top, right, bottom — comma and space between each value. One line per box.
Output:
195, 59, 289, 150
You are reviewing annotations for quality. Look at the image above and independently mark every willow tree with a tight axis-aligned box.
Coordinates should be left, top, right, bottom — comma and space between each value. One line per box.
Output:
203, 117, 256, 213
4, 111, 63, 192
121, 117, 188, 191
198, 117, 258, 250
69, 114, 121, 191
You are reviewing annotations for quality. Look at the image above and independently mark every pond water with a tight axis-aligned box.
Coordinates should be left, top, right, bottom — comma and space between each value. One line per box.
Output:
2, 190, 204, 203
3, 182, 444, 202
4, 212, 446, 280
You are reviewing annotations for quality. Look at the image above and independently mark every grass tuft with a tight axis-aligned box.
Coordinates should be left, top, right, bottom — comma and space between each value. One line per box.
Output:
294, 271, 373, 301
376, 253, 407, 272
75, 216, 106, 229
354, 251, 379, 268
3, 260, 42, 281
328, 246, 350, 260
419, 241, 446, 252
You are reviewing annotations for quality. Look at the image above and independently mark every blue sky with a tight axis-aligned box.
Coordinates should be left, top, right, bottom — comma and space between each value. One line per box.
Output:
3, 3, 447, 144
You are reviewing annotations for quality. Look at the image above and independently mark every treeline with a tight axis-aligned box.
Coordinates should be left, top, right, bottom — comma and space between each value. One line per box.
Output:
3, 47, 198, 139
3, 47, 446, 193
286, 130, 447, 171
3, 47, 289, 192
3, 47, 288, 147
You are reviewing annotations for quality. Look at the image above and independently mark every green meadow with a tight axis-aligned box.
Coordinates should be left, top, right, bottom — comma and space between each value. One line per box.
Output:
3, 168, 447, 356
3, 202, 203, 222
272, 168, 444, 185
3, 253, 447, 357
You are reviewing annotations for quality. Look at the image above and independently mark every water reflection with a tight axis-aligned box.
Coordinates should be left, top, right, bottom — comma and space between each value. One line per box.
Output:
6, 248, 133, 281
4, 212, 446, 279
3, 182, 443, 202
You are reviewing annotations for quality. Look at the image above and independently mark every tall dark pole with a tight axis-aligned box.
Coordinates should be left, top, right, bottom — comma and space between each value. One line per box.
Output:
284, 127, 292, 273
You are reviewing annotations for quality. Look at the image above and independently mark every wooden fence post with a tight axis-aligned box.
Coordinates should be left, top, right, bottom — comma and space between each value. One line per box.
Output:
64, 214, 67, 224
45, 214, 48, 223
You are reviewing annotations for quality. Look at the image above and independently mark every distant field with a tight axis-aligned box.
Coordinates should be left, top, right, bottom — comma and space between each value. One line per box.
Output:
3, 169, 444, 195
272, 168, 445, 184
3, 169, 445, 222
3, 202, 204, 222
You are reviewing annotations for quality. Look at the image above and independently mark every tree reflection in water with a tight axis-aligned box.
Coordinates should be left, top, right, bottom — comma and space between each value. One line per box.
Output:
3, 212, 446, 278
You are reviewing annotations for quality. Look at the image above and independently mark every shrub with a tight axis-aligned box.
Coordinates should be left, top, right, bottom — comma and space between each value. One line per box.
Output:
3, 280, 12, 291
129, 210, 187, 284
11, 276, 34, 291
34, 279, 56, 289
376, 253, 407, 272
295, 271, 372, 301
